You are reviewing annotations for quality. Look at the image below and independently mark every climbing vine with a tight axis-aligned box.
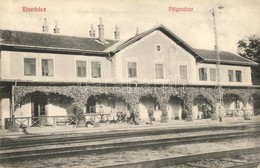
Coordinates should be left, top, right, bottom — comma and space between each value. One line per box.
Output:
13, 85, 260, 121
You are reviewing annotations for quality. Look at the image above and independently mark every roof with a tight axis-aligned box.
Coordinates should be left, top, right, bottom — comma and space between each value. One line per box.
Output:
194, 49, 258, 66
0, 26, 258, 66
0, 29, 117, 52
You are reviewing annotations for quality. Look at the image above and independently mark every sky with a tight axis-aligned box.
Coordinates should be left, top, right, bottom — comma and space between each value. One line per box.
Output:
0, 0, 260, 53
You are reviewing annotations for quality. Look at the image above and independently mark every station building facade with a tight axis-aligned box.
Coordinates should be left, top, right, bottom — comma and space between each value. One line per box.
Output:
0, 21, 259, 128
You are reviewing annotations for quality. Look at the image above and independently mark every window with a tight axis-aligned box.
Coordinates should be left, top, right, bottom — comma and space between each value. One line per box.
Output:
91, 61, 101, 78
228, 70, 234, 82
235, 70, 242, 82
24, 58, 36, 76
210, 68, 216, 81
179, 65, 187, 80
76, 61, 86, 77
199, 68, 207, 81
42, 59, 53, 76
156, 45, 161, 52
128, 62, 137, 78
155, 64, 164, 79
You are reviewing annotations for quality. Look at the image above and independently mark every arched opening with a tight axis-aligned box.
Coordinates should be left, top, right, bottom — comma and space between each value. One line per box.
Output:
167, 96, 184, 120
86, 94, 130, 121
138, 95, 158, 121
223, 94, 243, 116
193, 95, 214, 119
14, 91, 74, 127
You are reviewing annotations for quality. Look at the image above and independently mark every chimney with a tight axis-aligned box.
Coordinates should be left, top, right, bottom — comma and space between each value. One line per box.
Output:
42, 18, 49, 33
136, 27, 139, 36
54, 21, 60, 34
98, 18, 105, 43
114, 25, 120, 40
89, 24, 95, 38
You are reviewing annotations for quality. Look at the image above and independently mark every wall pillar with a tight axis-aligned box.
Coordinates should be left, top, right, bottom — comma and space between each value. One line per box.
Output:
0, 98, 11, 129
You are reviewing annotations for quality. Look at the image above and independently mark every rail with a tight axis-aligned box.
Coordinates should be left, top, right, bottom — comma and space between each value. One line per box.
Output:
1, 131, 259, 163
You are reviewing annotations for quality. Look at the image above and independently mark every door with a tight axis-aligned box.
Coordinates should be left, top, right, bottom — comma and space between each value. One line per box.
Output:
32, 96, 47, 126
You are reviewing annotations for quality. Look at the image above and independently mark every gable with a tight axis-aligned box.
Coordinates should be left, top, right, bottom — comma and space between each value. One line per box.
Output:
107, 24, 203, 61
117, 30, 195, 63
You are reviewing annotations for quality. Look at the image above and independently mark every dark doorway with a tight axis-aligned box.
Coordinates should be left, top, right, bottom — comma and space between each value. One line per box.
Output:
86, 96, 96, 113
31, 94, 48, 126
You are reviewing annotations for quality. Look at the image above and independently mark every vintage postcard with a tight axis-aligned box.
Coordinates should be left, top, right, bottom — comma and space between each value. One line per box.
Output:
0, 0, 260, 167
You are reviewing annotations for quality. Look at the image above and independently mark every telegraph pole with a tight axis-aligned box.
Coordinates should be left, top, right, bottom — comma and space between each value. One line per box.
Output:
210, 6, 224, 119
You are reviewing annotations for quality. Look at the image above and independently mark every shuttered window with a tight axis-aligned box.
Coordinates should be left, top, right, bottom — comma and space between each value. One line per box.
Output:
228, 70, 234, 82
42, 59, 53, 76
155, 64, 164, 79
235, 70, 242, 82
199, 68, 207, 81
210, 68, 216, 81
180, 65, 187, 80
128, 62, 137, 78
24, 58, 36, 76
76, 61, 86, 77
91, 61, 101, 78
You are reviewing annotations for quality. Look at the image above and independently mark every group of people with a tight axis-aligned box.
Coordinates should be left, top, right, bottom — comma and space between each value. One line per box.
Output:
193, 103, 213, 119
110, 107, 155, 125
110, 108, 139, 125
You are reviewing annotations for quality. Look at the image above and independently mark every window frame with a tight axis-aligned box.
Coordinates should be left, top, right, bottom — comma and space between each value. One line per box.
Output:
228, 70, 234, 82
127, 62, 137, 78
76, 60, 87, 78
179, 65, 188, 80
155, 63, 164, 79
209, 68, 216, 81
235, 70, 242, 82
24, 58, 36, 76
199, 68, 207, 81
91, 61, 101, 78
41, 59, 54, 77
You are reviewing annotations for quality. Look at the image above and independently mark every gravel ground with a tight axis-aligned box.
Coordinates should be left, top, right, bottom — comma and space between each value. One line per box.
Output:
1, 137, 259, 168
168, 154, 260, 168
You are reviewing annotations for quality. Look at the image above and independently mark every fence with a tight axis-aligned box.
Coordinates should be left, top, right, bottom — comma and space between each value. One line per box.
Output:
225, 108, 260, 117
4, 113, 111, 129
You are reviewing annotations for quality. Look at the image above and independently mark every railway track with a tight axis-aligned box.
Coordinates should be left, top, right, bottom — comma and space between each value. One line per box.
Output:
1, 130, 259, 163
100, 147, 260, 168
1, 123, 260, 150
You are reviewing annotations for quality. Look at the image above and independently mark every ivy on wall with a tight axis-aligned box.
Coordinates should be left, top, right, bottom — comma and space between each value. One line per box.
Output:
13, 85, 260, 119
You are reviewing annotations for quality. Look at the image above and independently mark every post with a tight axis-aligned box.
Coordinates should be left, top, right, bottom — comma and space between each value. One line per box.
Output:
211, 6, 224, 121
11, 85, 15, 130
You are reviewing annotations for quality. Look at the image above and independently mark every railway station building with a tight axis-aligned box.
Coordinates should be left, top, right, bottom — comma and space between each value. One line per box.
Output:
1, 19, 260, 128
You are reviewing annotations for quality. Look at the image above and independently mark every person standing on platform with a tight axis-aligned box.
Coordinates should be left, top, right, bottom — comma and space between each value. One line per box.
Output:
148, 107, 154, 125
193, 104, 199, 119
129, 108, 138, 125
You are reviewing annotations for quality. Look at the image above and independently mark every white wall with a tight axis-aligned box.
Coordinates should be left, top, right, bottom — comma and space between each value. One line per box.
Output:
15, 103, 31, 117
1, 51, 112, 83
196, 63, 252, 86
138, 98, 156, 121
167, 100, 182, 120
1, 98, 10, 128
115, 30, 197, 84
